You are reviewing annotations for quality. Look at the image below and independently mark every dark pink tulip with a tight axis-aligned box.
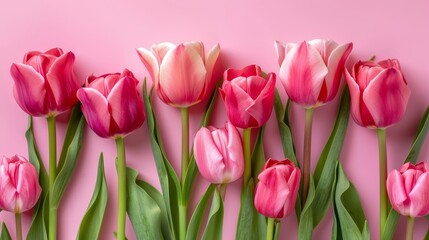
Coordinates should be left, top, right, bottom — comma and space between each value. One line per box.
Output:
10, 48, 82, 117
345, 59, 410, 128
136, 42, 220, 108
194, 122, 244, 184
254, 159, 300, 219
275, 40, 353, 107
387, 162, 429, 217
221, 65, 276, 129
77, 69, 145, 138
0, 155, 41, 213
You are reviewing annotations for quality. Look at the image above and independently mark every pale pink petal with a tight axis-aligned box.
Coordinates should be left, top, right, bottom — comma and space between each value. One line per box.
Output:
16, 162, 41, 212
136, 48, 159, 85
151, 42, 176, 63
409, 173, 429, 217
185, 41, 205, 60
200, 43, 221, 101
387, 170, 408, 215
225, 122, 244, 182
246, 74, 276, 127
308, 39, 338, 63
344, 66, 364, 125
274, 41, 287, 66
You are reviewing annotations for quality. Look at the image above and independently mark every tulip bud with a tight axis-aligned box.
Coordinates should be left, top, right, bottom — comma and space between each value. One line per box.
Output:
10, 48, 83, 117
254, 159, 300, 219
194, 122, 244, 184
77, 69, 145, 138
387, 162, 429, 217
275, 40, 353, 108
0, 155, 41, 213
136, 42, 220, 108
220, 65, 276, 129
345, 59, 411, 128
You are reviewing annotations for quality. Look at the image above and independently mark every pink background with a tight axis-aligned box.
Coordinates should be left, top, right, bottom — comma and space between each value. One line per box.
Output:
1, 0, 428, 239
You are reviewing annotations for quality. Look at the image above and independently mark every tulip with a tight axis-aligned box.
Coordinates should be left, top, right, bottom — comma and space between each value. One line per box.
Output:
10, 48, 82, 117
77, 69, 145, 138
0, 155, 41, 213
275, 40, 353, 108
254, 159, 301, 219
345, 59, 411, 128
220, 65, 276, 129
136, 41, 220, 108
194, 122, 244, 184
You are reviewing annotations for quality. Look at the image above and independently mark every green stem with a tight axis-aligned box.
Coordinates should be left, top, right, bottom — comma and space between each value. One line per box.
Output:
274, 220, 281, 240
377, 128, 387, 239
266, 218, 275, 240
406, 217, 414, 240
302, 108, 314, 205
15, 213, 22, 240
243, 128, 252, 186
47, 116, 57, 240
219, 183, 227, 200
115, 137, 127, 240
179, 107, 189, 240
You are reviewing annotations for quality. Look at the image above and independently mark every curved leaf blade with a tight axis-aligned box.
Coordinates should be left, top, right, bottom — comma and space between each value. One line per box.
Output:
187, 184, 216, 240
202, 188, 224, 240
298, 175, 315, 240
0, 223, 11, 240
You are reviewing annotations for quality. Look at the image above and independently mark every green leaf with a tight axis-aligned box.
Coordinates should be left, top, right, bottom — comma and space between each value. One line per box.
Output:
251, 127, 265, 182
0, 223, 11, 240
187, 185, 216, 240
51, 110, 85, 209
236, 179, 266, 240
425, 227, 429, 240
126, 167, 164, 240
201, 188, 224, 240
76, 154, 108, 240
143, 80, 180, 239
382, 210, 399, 240
312, 88, 350, 226
298, 175, 315, 240
332, 163, 369, 240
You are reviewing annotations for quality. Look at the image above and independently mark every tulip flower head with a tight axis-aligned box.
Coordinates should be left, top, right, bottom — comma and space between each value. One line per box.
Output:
136, 41, 220, 108
10, 48, 83, 117
221, 65, 276, 129
77, 69, 145, 138
254, 159, 300, 219
0, 155, 41, 213
194, 122, 244, 184
275, 39, 353, 108
386, 162, 429, 217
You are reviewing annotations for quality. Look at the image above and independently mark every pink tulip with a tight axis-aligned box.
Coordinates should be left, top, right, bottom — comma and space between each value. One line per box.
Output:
136, 42, 220, 108
0, 155, 41, 213
194, 122, 244, 184
345, 59, 411, 128
220, 65, 276, 129
10, 48, 83, 117
275, 40, 353, 107
254, 159, 300, 219
77, 69, 145, 138
386, 162, 429, 217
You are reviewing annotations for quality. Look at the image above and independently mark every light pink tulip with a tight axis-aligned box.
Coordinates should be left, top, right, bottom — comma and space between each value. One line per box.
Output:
10, 48, 83, 117
221, 65, 276, 129
0, 155, 41, 213
275, 40, 353, 107
254, 159, 300, 219
136, 42, 220, 108
345, 59, 410, 128
194, 122, 244, 184
386, 162, 429, 217
77, 69, 145, 138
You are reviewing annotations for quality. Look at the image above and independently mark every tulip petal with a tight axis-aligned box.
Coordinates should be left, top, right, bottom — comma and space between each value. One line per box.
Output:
274, 41, 286, 66
185, 41, 205, 60
363, 68, 410, 127
10, 63, 47, 116
387, 170, 408, 215
280, 41, 328, 106
409, 172, 429, 217
224, 65, 261, 81
159, 44, 207, 107
224, 122, 244, 182
16, 162, 41, 212
77, 88, 111, 138
136, 48, 159, 85
107, 77, 145, 137
200, 43, 221, 101
308, 39, 338, 63
151, 42, 176, 63
46, 52, 82, 113
246, 74, 276, 127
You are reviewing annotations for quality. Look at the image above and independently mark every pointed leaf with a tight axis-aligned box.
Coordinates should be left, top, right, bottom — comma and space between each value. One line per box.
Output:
202, 188, 224, 240
0, 223, 11, 240
251, 127, 265, 182
298, 175, 315, 240
187, 184, 215, 240
76, 154, 108, 240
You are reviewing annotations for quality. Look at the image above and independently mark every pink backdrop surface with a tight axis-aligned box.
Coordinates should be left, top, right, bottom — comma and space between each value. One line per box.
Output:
1, 0, 428, 239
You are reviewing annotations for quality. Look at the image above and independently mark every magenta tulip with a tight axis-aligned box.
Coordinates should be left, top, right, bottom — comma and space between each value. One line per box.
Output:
275, 40, 353, 107
0, 155, 41, 213
194, 122, 244, 184
77, 69, 145, 138
10, 48, 82, 117
136, 42, 220, 108
254, 159, 300, 219
345, 59, 411, 128
386, 162, 429, 217
220, 65, 276, 129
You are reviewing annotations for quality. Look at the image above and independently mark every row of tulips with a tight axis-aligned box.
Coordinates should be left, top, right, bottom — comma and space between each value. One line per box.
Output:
0, 39, 427, 240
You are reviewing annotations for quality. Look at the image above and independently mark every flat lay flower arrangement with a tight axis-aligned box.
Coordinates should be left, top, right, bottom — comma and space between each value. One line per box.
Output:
0, 38, 428, 240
